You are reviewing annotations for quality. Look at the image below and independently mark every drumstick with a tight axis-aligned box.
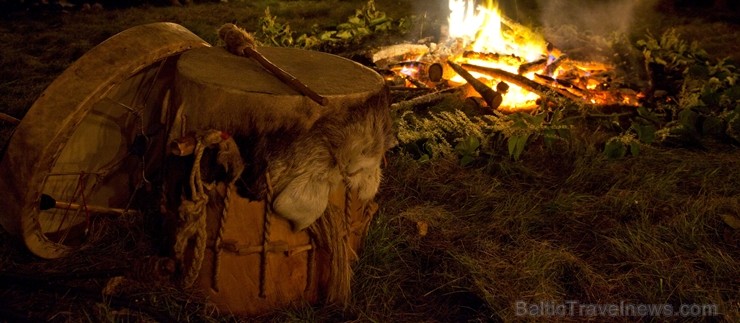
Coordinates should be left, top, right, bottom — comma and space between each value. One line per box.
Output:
218, 23, 329, 106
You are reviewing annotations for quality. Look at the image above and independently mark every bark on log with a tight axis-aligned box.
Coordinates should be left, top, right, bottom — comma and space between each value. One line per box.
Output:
461, 63, 584, 103
390, 87, 465, 112
447, 61, 502, 109
518, 58, 547, 75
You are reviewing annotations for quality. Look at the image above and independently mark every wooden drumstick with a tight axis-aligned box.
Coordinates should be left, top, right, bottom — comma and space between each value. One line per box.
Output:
218, 23, 329, 106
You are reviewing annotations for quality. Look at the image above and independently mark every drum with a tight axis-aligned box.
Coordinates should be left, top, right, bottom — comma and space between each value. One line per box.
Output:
163, 46, 394, 314
0, 23, 209, 259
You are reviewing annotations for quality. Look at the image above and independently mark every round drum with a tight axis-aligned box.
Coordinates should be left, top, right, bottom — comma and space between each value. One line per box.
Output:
165, 46, 394, 314
0, 23, 209, 259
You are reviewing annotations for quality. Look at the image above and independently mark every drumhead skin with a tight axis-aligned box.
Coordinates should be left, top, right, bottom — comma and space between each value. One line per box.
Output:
0, 22, 209, 259
173, 46, 386, 136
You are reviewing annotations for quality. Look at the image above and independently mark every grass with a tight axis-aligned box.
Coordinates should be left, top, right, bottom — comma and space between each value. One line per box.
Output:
1, 0, 739, 322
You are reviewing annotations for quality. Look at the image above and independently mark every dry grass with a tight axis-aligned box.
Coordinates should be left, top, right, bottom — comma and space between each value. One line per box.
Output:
1, 0, 739, 322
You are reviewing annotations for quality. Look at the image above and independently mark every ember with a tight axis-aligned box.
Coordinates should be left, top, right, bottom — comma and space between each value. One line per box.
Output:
375, 0, 640, 112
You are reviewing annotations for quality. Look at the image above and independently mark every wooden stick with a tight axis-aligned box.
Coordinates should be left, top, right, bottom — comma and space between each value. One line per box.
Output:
447, 60, 502, 109
0, 112, 20, 125
39, 193, 127, 216
219, 23, 328, 106
461, 63, 583, 103
243, 47, 328, 106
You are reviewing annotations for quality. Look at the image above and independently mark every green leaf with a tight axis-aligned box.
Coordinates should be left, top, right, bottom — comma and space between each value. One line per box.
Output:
543, 129, 557, 148
637, 106, 661, 124
507, 134, 529, 161
604, 139, 627, 159
336, 30, 354, 40
337, 23, 354, 30
629, 142, 641, 156
633, 123, 656, 144
678, 108, 698, 131
460, 154, 474, 166
455, 136, 480, 154
348, 16, 363, 25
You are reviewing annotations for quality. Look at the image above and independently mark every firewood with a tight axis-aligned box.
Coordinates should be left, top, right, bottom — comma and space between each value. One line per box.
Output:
544, 54, 568, 76
390, 87, 464, 112
370, 43, 430, 66
518, 58, 547, 75
463, 51, 524, 66
461, 63, 584, 104
447, 60, 503, 110
427, 63, 444, 83
534, 73, 587, 97
404, 74, 429, 89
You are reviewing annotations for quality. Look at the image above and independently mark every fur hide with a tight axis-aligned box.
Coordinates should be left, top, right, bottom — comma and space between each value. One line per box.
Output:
266, 90, 394, 231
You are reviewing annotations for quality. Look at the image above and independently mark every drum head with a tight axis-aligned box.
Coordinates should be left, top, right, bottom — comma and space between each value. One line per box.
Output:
0, 23, 209, 259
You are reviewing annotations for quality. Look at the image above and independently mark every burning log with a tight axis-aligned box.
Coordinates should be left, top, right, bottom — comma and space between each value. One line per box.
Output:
463, 51, 524, 66
518, 58, 547, 75
428, 63, 444, 83
534, 73, 587, 97
460, 63, 584, 104
544, 54, 568, 76
404, 74, 429, 89
447, 60, 502, 109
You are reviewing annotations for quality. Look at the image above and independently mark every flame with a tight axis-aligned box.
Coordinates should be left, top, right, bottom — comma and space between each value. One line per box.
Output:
440, 0, 637, 110
448, 0, 546, 62
448, 0, 550, 110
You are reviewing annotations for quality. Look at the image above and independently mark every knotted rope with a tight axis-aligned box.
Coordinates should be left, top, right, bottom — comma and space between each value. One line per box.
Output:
211, 134, 244, 291
174, 130, 242, 288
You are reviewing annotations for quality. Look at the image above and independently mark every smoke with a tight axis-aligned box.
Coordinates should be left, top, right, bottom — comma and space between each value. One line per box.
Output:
537, 0, 641, 37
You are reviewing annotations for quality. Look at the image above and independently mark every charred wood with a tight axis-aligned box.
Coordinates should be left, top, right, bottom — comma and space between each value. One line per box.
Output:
404, 74, 429, 89
447, 60, 503, 110
518, 58, 547, 75
463, 51, 524, 65
544, 54, 568, 76
534, 73, 587, 97
461, 63, 584, 104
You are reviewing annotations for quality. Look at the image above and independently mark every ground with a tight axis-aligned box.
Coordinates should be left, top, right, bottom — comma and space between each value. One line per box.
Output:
0, 0, 738, 322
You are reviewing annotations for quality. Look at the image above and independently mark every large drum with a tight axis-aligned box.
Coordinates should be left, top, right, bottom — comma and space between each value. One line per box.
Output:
0, 23, 209, 259
162, 46, 394, 314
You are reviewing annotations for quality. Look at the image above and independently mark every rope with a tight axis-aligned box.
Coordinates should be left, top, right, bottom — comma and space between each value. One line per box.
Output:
211, 183, 230, 292
259, 173, 275, 298
173, 130, 225, 288
210, 133, 244, 292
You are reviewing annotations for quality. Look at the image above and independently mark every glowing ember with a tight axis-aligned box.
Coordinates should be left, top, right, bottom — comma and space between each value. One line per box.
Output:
447, 0, 553, 110
378, 0, 639, 111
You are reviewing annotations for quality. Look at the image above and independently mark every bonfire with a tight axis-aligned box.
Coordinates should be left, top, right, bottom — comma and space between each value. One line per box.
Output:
374, 0, 640, 113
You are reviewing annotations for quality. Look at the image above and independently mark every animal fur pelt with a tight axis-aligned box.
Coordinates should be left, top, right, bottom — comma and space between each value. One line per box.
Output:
266, 90, 395, 231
